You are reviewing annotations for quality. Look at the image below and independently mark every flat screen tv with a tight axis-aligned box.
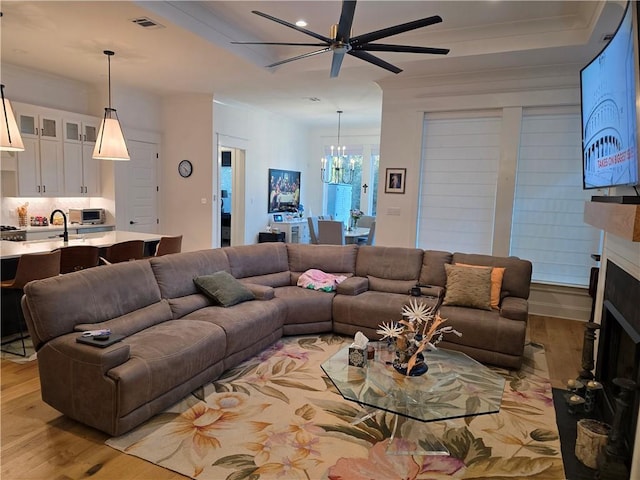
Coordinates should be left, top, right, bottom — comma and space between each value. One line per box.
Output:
581, 1, 640, 190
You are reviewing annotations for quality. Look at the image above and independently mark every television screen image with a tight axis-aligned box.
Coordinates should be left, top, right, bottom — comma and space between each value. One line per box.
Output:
581, 1, 640, 189
268, 169, 301, 213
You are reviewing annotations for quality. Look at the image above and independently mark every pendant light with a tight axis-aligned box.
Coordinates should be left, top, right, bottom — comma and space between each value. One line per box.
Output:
321, 110, 354, 184
93, 50, 129, 161
0, 84, 25, 152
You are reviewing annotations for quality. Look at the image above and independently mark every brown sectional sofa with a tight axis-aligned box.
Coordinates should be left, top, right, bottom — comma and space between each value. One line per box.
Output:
22, 242, 532, 436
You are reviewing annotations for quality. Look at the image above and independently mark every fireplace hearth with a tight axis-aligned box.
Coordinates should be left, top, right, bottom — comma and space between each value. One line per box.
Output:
595, 260, 640, 474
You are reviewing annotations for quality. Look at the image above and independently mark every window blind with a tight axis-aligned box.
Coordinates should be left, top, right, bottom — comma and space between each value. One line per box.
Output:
417, 114, 501, 254
510, 112, 600, 286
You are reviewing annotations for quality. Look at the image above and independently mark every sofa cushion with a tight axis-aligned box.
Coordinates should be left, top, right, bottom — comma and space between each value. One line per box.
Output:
287, 243, 358, 276
420, 250, 453, 288
150, 249, 231, 299
107, 319, 227, 417
455, 263, 505, 309
225, 243, 289, 280
182, 300, 285, 358
194, 271, 255, 307
442, 264, 492, 310
452, 252, 532, 300
23, 260, 163, 350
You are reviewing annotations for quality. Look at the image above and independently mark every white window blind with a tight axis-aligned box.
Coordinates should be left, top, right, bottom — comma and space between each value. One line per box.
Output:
418, 114, 501, 254
510, 112, 600, 286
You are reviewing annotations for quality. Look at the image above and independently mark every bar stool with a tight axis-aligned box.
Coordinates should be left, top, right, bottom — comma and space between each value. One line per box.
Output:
53, 245, 100, 274
0, 250, 61, 356
154, 235, 182, 256
100, 240, 145, 264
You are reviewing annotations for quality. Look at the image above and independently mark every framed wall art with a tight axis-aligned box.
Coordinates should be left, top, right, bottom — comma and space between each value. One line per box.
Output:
268, 169, 301, 213
385, 168, 406, 194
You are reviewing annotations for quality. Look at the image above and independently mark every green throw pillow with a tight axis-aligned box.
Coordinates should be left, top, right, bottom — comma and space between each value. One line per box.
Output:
442, 263, 492, 311
194, 271, 255, 307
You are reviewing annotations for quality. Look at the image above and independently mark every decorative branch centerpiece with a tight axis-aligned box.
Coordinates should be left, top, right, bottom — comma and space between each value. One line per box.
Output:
377, 300, 462, 376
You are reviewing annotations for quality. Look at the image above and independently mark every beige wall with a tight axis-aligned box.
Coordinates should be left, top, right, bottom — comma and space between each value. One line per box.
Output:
161, 94, 215, 252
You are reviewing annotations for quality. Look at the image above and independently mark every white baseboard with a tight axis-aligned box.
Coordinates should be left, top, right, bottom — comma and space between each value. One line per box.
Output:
528, 283, 592, 321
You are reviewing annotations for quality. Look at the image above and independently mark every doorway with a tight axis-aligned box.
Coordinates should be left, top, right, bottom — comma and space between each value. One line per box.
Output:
217, 138, 246, 247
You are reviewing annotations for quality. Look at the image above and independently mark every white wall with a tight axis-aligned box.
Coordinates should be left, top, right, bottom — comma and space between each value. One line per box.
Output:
376, 65, 581, 248
308, 125, 381, 218
214, 101, 311, 245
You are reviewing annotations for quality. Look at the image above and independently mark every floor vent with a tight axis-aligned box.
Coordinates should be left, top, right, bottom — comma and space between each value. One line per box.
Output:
131, 17, 165, 29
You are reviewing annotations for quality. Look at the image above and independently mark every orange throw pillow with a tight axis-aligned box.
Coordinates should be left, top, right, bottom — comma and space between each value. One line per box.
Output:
454, 263, 505, 309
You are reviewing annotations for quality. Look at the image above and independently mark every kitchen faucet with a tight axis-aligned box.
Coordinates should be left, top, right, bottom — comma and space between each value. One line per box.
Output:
50, 209, 68, 242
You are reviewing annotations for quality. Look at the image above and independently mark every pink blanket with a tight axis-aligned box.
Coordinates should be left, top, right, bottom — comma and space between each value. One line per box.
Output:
297, 269, 347, 292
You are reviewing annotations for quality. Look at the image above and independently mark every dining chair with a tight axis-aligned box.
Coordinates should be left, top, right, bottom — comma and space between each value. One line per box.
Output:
1, 250, 61, 356
317, 220, 345, 245
358, 215, 376, 229
366, 221, 376, 245
318, 215, 334, 220
307, 217, 319, 244
100, 240, 145, 264
53, 245, 100, 274
154, 235, 183, 256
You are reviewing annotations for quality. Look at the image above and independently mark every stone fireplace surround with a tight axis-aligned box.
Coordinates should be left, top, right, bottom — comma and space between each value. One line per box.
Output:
595, 260, 639, 471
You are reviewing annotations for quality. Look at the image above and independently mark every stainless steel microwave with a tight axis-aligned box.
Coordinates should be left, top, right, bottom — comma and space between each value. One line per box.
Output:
69, 208, 106, 225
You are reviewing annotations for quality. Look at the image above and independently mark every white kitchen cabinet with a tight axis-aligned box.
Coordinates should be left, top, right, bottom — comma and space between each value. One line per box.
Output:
15, 105, 64, 197
63, 118, 101, 196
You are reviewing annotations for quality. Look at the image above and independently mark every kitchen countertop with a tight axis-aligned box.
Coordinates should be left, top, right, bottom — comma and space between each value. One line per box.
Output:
0, 230, 163, 260
24, 224, 116, 233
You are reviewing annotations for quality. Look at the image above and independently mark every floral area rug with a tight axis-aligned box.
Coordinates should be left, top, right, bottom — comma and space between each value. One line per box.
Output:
106, 335, 565, 479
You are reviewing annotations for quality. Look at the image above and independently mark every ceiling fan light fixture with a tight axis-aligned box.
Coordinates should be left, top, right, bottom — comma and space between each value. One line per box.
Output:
0, 84, 25, 152
93, 50, 130, 161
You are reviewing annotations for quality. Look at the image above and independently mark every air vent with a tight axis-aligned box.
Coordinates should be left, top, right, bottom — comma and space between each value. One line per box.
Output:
131, 17, 165, 29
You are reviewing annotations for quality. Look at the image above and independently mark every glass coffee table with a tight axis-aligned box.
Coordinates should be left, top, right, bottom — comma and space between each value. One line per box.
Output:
321, 343, 506, 455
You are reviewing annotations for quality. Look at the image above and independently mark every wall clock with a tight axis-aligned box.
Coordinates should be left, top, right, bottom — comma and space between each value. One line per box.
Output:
178, 160, 193, 178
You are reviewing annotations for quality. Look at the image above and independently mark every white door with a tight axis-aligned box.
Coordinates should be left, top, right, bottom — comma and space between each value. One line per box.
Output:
123, 140, 158, 233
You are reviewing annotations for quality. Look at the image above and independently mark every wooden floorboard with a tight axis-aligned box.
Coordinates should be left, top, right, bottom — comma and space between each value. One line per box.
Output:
1, 316, 586, 479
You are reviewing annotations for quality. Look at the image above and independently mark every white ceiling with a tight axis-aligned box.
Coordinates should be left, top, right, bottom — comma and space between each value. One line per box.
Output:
0, 1, 626, 127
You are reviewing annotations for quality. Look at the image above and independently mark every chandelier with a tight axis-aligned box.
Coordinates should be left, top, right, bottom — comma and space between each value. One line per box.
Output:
321, 110, 354, 184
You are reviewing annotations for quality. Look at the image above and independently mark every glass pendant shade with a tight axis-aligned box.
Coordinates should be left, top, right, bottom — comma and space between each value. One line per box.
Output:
0, 85, 25, 152
93, 108, 129, 160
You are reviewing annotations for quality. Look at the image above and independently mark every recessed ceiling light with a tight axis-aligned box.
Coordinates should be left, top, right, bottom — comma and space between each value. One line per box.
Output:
295, 19, 307, 27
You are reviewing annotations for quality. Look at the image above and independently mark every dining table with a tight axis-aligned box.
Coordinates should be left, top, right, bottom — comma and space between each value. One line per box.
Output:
344, 227, 370, 244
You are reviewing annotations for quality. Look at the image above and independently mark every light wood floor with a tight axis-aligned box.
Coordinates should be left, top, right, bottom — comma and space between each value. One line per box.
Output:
1, 315, 586, 479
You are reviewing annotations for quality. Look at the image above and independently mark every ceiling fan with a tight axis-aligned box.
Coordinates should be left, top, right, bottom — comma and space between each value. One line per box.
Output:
231, 0, 449, 78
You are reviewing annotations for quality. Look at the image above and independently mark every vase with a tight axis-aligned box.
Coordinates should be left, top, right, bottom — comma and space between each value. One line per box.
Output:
392, 352, 428, 376
350, 217, 358, 231
392, 333, 428, 376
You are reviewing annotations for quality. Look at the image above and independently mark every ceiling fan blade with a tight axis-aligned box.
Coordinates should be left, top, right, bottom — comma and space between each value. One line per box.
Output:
351, 15, 443, 46
348, 50, 402, 74
330, 51, 347, 78
252, 10, 331, 43
356, 43, 449, 55
232, 42, 329, 47
265, 47, 331, 68
336, 1, 357, 41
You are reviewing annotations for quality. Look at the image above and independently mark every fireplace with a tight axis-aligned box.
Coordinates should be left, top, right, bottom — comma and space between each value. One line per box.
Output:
595, 260, 640, 466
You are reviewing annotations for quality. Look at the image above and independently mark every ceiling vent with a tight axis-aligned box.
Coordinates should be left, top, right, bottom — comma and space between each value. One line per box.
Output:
131, 17, 165, 29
